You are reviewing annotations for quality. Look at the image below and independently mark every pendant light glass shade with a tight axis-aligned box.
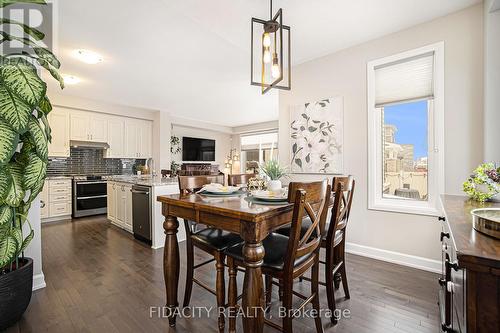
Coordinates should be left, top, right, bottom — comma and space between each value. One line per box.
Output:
251, 1, 291, 94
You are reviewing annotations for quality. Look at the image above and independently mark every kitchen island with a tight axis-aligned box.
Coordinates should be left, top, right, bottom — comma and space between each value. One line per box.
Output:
107, 176, 183, 249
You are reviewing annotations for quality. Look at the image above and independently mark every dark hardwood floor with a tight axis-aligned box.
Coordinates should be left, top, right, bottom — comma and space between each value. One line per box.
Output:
6, 216, 440, 333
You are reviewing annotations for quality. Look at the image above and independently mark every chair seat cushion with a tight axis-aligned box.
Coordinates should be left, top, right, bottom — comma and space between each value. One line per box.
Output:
225, 233, 313, 271
191, 228, 243, 251
276, 218, 343, 246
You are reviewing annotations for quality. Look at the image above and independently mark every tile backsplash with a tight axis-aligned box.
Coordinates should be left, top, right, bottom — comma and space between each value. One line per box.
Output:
47, 148, 145, 176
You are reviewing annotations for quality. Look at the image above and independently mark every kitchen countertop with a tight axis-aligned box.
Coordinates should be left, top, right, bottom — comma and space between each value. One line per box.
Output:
46, 176, 73, 180
108, 175, 178, 187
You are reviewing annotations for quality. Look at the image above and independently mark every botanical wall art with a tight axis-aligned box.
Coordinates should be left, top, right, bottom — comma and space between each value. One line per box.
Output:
290, 97, 343, 174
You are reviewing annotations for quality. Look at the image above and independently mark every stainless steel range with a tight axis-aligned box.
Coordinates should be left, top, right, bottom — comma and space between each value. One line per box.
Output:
72, 175, 109, 218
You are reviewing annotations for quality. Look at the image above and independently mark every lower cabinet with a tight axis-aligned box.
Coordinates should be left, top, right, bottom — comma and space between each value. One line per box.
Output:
40, 178, 72, 222
107, 181, 133, 233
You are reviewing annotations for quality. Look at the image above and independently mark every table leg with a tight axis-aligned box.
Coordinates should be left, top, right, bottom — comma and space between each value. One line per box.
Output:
163, 215, 180, 327
242, 241, 265, 333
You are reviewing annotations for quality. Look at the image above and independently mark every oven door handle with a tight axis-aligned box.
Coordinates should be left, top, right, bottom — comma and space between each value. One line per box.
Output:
77, 195, 108, 200
76, 181, 107, 185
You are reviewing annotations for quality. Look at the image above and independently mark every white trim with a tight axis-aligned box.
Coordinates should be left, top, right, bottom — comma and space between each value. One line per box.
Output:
33, 272, 46, 291
367, 42, 445, 216
345, 242, 441, 274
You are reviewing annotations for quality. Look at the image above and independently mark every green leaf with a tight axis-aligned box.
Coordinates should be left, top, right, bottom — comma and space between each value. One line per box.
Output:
0, 233, 17, 268
308, 126, 317, 132
18, 229, 33, 254
0, 0, 46, 8
0, 83, 32, 132
34, 47, 60, 68
23, 152, 46, 191
0, 205, 13, 225
1, 57, 47, 107
0, 118, 19, 166
305, 154, 311, 163
27, 117, 48, 160
301, 113, 308, 119
11, 227, 22, 249
34, 56, 64, 89
39, 113, 51, 142
0, 18, 44, 40
0, 167, 11, 202
292, 143, 297, 154
4, 162, 25, 207
38, 95, 52, 115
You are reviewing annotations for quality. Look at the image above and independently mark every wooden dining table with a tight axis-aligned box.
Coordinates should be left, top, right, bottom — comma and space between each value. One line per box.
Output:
157, 192, 295, 333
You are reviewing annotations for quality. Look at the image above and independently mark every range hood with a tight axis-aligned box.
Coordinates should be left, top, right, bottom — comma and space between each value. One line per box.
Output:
70, 140, 110, 149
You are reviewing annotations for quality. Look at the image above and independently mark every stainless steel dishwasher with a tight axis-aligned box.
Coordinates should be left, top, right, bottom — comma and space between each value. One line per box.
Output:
131, 185, 152, 244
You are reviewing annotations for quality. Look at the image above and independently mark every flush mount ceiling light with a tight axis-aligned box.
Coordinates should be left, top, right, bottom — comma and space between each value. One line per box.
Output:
72, 49, 103, 64
62, 74, 81, 85
251, 0, 291, 94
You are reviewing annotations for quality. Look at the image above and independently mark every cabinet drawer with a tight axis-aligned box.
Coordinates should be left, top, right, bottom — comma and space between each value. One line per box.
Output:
50, 193, 71, 202
49, 187, 71, 196
49, 179, 71, 187
50, 202, 71, 216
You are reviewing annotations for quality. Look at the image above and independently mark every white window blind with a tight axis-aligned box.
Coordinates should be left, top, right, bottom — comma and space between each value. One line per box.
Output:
240, 132, 278, 150
375, 51, 434, 107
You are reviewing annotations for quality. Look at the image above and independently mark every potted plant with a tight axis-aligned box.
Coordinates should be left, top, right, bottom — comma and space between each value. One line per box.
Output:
260, 159, 288, 191
0, 0, 64, 329
463, 163, 500, 202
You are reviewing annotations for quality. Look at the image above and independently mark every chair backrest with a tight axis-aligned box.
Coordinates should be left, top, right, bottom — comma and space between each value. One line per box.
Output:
178, 174, 225, 194
326, 176, 355, 245
284, 180, 331, 274
227, 173, 257, 186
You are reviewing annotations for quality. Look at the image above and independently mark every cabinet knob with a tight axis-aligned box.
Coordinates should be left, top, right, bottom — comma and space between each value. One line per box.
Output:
440, 232, 450, 242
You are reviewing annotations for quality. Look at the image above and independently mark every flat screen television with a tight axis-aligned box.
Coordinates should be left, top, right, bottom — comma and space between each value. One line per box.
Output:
182, 137, 216, 162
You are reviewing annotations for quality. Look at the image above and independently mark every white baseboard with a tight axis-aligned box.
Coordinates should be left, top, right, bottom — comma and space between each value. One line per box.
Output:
33, 272, 46, 291
345, 242, 441, 274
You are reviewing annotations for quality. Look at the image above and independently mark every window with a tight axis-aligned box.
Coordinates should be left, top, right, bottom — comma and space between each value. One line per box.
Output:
367, 43, 444, 216
240, 131, 278, 173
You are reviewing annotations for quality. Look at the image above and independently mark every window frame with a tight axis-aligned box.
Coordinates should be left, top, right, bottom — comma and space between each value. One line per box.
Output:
367, 42, 445, 216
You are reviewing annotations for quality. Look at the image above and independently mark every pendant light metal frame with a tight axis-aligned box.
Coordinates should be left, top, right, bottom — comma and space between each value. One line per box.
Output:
251, 1, 291, 94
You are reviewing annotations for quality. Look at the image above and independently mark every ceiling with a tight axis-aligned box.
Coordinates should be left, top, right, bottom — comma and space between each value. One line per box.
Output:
47, 0, 481, 127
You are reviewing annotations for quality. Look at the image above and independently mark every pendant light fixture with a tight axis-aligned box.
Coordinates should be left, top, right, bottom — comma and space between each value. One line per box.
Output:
251, 0, 291, 94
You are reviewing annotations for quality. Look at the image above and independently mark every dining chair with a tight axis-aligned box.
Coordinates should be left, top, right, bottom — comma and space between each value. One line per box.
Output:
226, 180, 331, 333
227, 173, 256, 186
178, 175, 244, 333
276, 176, 355, 324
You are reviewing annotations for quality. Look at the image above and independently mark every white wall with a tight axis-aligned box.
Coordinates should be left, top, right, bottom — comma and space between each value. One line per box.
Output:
24, 198, 45, 290
484, 0, 500, 163
279, 4, 484, 268
171, 124, 233, 170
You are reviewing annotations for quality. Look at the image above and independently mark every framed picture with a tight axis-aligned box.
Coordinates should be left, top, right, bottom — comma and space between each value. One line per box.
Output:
290, 97, 344, 174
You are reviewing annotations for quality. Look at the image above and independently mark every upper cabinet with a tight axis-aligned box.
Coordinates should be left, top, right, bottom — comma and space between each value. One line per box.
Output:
70, 111, 108, 142
124, 119, 152, 159
49, 108, 152, 159
106, 117, 125, 158
48, 108, 70, 157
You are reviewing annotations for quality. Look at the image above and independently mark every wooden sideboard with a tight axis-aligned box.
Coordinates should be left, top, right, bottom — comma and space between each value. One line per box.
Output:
439, 195, 499, 333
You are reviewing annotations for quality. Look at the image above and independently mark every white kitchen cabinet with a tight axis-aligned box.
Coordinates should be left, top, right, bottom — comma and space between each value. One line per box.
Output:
48, 109, 70, 157
106, 117, 125, 158
139, 120, 152, 158
40, 181, 49, 219
89, 114, 108, 142
124, 184, 133, 231
41, 178, 72, 222
70, 111, 108, 142
107, 182, 116, 221
70, 111, 90, 141
124, 120, 140, 158
107, 181, 133, 233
